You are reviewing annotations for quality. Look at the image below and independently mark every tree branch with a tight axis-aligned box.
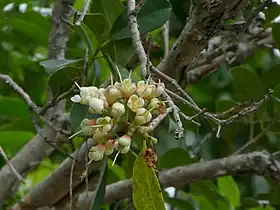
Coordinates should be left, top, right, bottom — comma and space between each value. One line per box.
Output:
0, 0, 74, 202
70, 151, 280, 209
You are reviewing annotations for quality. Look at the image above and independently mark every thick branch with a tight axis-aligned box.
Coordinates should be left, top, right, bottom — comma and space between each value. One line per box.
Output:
71, 151, 280, 209
0, 0, 74, 202
13, 139, 101, 209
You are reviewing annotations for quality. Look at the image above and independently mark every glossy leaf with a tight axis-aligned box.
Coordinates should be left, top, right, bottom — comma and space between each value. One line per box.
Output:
0, 131, 34, 155
109, 0, 172, 40
132, 143, 165, 210
237, 198, 260, 210
272, 23, 280, 50
91, 158, 108, 210
231, 66, 265, 102
40, 59, 83, 74
70, 103, 89, 132
218, 176, 240, 207
89, 0, 124, 39
159, 148, 195, 169
0, 19, 48, 44
48, 66, 82, 95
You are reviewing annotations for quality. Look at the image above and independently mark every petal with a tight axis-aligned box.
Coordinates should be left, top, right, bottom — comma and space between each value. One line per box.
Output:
71, 95, 81, 103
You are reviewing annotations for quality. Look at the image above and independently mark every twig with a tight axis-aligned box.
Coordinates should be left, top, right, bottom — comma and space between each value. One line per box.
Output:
232, 116, 279, 155
162, 21, 169, 59
0, 146, 25, 183
127, 0, 148, 78
162, 91, 184, 138
0, 74, 40, 113
145, 107, 173, 132
74, 151, 280, 206
29, 109, 41, 133
81, 48, 89, 86
150, 64, 198, 107
74, 0, 91, 26
179, 112, 201, 127
40, 84, 76, 115
220, 89, 273, 127
165, 89, 222, 125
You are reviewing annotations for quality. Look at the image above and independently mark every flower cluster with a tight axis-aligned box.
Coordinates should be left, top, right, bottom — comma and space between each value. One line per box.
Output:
71, 78, 166, 162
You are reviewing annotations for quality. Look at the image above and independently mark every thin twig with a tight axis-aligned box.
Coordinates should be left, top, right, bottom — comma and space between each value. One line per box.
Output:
150, 64, 198, 107
162, 20, 169, 59
0, 146, 25, 183
0, 74, 40, 113
127, 0, 148, 78
232, 116, 279, 155
74, 0, 91, 26
162, 91, 184, 138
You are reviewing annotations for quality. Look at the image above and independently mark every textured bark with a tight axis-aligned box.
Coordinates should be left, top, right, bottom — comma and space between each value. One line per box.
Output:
0, 0, 74, 203
68, 151, 280, 209
155, 0, 248, 87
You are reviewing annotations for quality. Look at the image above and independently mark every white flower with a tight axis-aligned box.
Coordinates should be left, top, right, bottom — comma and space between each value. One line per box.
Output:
105, 85, 121, 105
120, 78, 136, 98
134, 108, 152, 125
147, 98, 160, 110
111, 102, 125, 118
71, 95, 81, 103
89, 98, 104, 113
127, 95, 145, 112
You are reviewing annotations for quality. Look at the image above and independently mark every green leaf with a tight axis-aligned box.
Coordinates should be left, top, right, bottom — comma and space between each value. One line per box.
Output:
192, 195, 215, 210
107, 159, 126, 183
264, 2, 280, 24
40, 59, 83, 74
231, 66, 265, 102
27, 158, 58, 186
218, 176, 240, 207
260, 64, 280, 90
272, 23, 280, 50
273, 83, 280, 112
237, 198, 260, 210
0, 131, 34, 156
84, 13, 107, 39
91, 158, 108, 210
159, 148, 195, 169
0, 19, 48, 44
163, 192, 197, 210
48, 66, 82, 95
70, 103, 89, 132
102, 39, 134, 66
109, 0, 172, 40
132, 143, 165, 210
0, 97, 34, 131
89, 0, 125, 39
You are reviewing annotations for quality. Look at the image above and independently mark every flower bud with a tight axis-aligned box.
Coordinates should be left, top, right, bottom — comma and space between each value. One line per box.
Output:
104, 139, 116, 155
89, 98, 104, 113
105, 85, 121, 105
102, 123, 112, 133
147, 98, 160, 110
117, 135, 131, 147
120, 78, 136, 98
111, 102, 125, 118
150, 136, 158, 144
127, 95, 145, 112
71, 95, 81, 103
80, 87, 90, 98
81, 125, 94, 135
121, 145, 130, 154
81, 118, 96, 126
156, 82, 165, 96
88, 144, 105, 161
134, 108, 152, 125
93, 130, 108, 143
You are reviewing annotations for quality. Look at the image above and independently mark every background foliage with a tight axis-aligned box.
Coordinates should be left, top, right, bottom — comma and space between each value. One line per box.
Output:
1, 0, 280, 209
